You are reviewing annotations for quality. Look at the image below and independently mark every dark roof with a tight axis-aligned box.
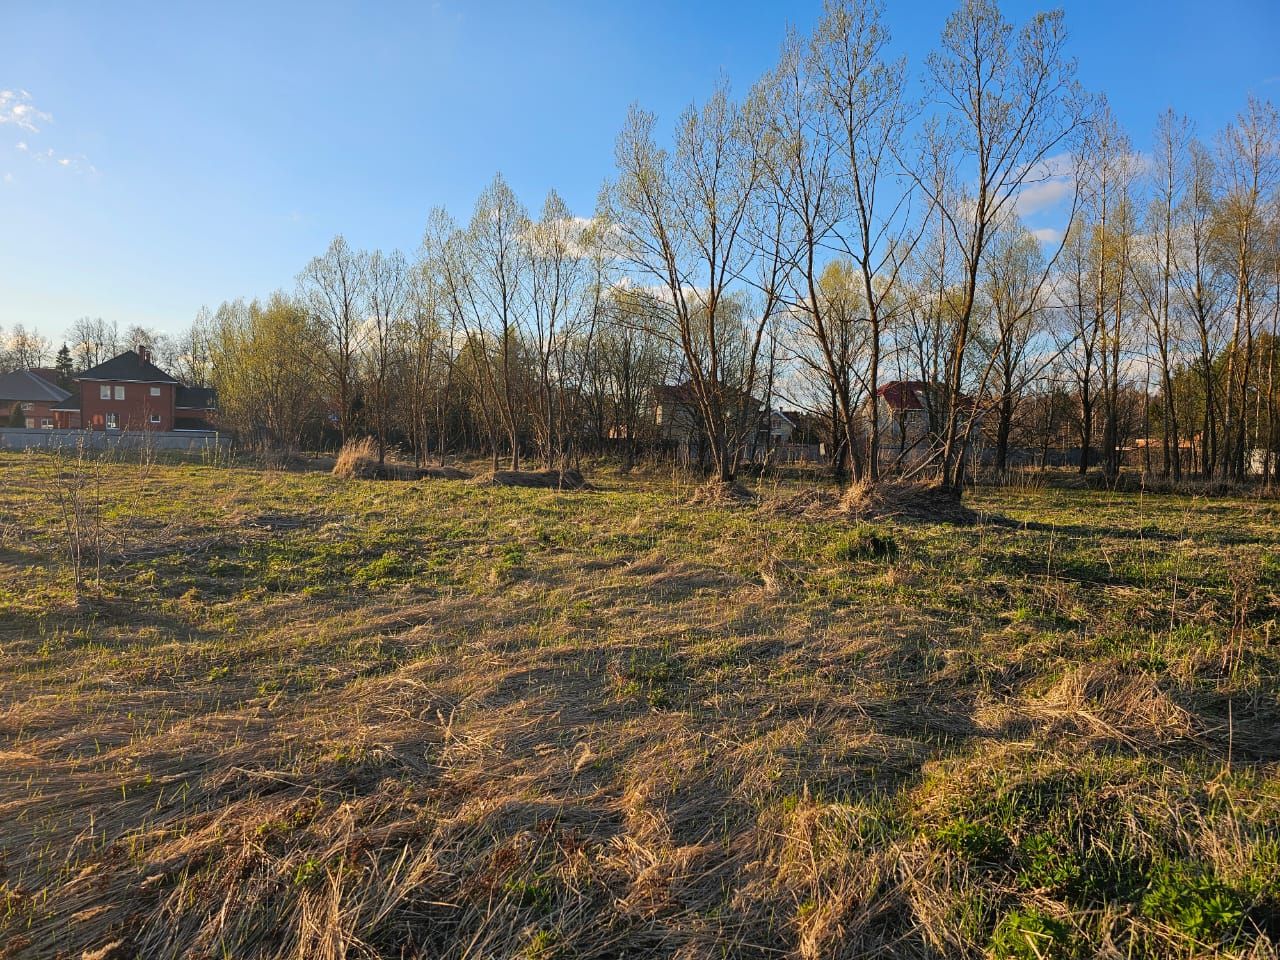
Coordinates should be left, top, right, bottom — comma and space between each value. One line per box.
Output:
50, 395, 82, 413
655, 381, 763, 408
175, 385, 217, 410
77, 349, 179, 384
0, 369, 72, 403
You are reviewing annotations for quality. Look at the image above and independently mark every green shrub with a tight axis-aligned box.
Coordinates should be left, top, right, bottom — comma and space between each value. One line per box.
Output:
1141, 861, 1246, 946
990, 908, 1080, 959
1016, 830, 1082, 893
830, 524, 899, 563
934, 817, 1010, 864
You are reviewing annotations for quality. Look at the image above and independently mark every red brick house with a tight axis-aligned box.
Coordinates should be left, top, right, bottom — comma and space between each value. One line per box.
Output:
0, 369, 72, 428
55, 346, 217, 432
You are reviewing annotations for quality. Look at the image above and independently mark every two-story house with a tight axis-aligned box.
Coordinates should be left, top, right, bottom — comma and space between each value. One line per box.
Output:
52, 346, 217, 432
654, 381, 776, 465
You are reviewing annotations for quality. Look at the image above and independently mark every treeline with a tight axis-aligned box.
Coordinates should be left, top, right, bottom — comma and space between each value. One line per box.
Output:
6, 0, 1278, 485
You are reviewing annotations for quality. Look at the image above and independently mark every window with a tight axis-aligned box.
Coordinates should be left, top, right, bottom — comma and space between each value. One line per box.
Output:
100, 385, 111, 400
20, 402, 32, 412
105, 413, 119, 430
41, 418, 53, 429
150, 387, 161, 397
149, 413, 161, 425
114, 385, 125, 400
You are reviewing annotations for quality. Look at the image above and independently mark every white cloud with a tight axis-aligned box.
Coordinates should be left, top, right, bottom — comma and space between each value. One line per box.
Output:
0, 90, 51, 132
28, 143, 96, 174
1013, 153, 1075, 217
2, 90, 95, 174
1015, 178, 1073, 216
1030, 227, 1061, 245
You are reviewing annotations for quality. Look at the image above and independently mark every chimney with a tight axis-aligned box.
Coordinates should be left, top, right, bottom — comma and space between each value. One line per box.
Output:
137, 344, 150, 364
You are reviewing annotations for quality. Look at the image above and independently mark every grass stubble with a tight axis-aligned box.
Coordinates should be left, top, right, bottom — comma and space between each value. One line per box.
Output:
0, 451, 1277, 959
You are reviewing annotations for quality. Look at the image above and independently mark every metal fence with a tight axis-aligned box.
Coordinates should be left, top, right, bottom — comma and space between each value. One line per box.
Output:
0, 427, 230, 455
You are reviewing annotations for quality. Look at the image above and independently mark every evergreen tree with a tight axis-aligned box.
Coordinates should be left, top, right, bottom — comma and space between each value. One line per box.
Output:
54, 343, 74, 387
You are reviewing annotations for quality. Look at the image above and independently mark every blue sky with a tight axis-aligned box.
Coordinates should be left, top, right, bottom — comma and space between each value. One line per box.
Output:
2, 0, 1277, 341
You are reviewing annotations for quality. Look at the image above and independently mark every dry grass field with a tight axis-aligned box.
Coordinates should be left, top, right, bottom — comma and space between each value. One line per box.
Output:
1, 451, 1278, 959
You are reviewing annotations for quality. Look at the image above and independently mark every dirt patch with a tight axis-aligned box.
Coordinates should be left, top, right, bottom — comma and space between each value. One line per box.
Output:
472, 468, 591, 490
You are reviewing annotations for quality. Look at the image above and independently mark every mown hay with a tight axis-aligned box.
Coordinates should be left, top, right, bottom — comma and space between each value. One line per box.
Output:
332, 438, 471, 481
687, 479, 757, 505
841, 480, 979, 525
764, 480, 979, 525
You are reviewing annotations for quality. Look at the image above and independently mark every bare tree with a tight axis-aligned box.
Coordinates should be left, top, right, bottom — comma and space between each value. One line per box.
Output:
1083, 106, 1140, 480
5, 323, 50, 368
1174, 137, 1227, 477
813, 0, 918, 479
1130, 110, 1190, 477
1216, 97, 1279, 479
457, 174, 531, 470
527, 191, 589, 465
299, 235, 368, 442
980, 223, 1049, 472
915, 0, 1086, 492
364, 249, 410, 466
605, 83, 776, 485
67, 317, 120, 371
407, 209, 458, 466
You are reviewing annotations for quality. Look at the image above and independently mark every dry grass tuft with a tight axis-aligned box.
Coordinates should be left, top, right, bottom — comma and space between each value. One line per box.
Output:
843, 480, 980, 524
333, 438, 471, 481
764, 479, 979, 525
686, 479, 757, 505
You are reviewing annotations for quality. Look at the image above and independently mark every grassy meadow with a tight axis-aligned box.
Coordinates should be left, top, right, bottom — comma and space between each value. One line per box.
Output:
1, 451, 1278, 959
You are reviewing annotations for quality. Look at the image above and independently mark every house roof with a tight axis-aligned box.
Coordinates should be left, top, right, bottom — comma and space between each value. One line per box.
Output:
176, 386, 217, 410
77, 349, 180, 384
50, 395, 82, 413
655, 381, 764, 408
877, 380, 929, 411
877, 380, 976, 413
0, 369, 72, 403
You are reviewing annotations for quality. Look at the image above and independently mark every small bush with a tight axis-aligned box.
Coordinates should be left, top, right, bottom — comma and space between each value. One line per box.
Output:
830, 523, 899, 563
933, 817, 1010, 864
990, 908, 1080, 960
1016, 830, 1083, 894
1141, 861, 1247, 946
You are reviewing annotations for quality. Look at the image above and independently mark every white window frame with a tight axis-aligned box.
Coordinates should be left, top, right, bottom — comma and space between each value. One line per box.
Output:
100, 385, 111, 400
149, 413, 161, 425
40, 418, 53, 429
105, 412, 119, 430
150, 386, 161, 397
114, 385, 125, 400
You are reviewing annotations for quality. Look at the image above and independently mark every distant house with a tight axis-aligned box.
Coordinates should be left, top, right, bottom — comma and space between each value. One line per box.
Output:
873, 380, 982, 466
54, 346, 217, 433
0, 369, 72, 429
654, 382, 804, 464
